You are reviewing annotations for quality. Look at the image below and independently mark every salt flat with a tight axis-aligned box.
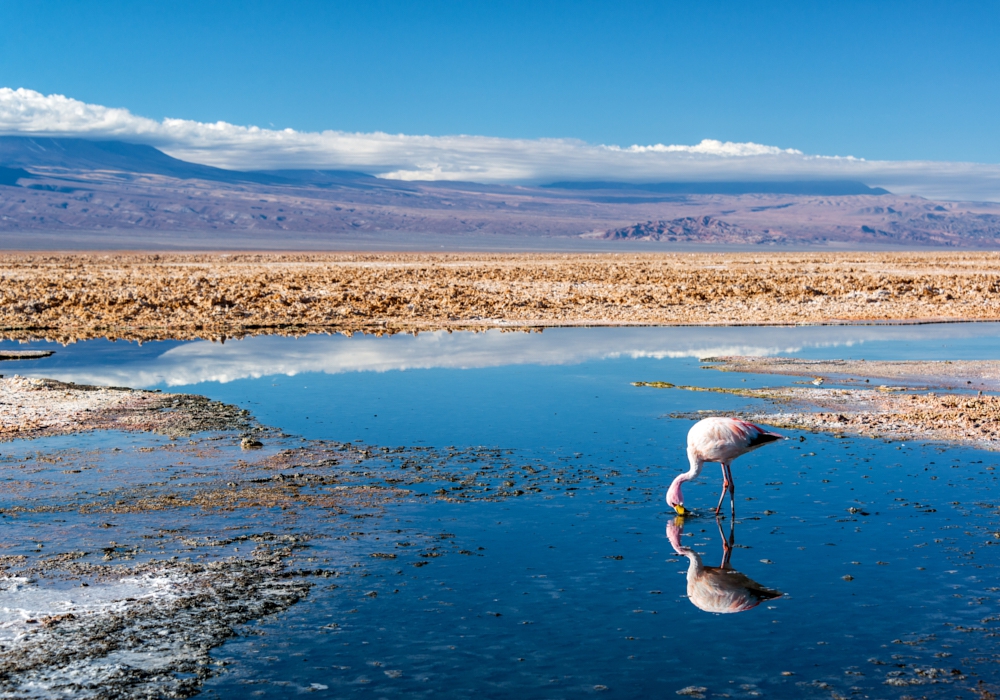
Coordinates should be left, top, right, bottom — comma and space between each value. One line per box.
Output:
2, 251, 1000, 342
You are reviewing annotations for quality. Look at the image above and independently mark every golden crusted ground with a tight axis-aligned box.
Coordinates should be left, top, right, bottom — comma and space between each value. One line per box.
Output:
739, 386, 1000, 450
2, 251, 1000, 341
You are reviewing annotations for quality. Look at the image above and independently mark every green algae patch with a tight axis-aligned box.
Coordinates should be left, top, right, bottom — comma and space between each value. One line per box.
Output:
633, 381, 789, 400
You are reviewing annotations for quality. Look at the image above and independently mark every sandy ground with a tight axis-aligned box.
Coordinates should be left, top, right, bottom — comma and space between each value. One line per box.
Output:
728, 386, 997, 450
2, 251, 1000, 341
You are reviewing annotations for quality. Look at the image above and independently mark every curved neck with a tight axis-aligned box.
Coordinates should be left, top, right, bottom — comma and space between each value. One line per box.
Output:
683, 445, 704, 481
667, 449, 704, 505
666, 520, 702, 575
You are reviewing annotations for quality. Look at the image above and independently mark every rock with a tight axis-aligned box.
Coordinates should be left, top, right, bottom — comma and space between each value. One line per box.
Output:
603, 217, 783, 244
241, 437, 263, 450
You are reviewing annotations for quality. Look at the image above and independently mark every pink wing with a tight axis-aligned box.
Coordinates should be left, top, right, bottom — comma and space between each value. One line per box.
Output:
733, 420, 784, 448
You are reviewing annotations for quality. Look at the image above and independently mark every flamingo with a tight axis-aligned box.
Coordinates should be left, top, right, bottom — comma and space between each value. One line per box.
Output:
666, 416, 785, 517
666, 516, 782, 614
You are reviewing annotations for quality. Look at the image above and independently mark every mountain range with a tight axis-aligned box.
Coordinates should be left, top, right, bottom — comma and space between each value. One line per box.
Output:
1, 135, 998, 250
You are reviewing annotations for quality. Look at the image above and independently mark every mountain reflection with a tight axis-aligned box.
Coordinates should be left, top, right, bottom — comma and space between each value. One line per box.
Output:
667, 516, 782, 614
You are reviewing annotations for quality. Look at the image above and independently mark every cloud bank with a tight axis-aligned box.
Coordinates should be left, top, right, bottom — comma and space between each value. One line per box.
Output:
2, 88, 999, 200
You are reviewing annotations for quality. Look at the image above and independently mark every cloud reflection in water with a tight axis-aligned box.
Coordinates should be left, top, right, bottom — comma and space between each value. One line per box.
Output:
37, 323, 1000, 389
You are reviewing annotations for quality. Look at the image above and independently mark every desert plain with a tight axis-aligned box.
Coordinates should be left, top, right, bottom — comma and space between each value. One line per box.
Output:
2, 251, 1000, 342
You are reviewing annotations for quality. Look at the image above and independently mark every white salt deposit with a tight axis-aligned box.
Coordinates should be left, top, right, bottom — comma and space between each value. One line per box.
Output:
0, 573, 185, 647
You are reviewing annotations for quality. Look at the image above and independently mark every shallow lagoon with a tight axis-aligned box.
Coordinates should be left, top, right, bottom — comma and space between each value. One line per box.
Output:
2, 325, 1000, 698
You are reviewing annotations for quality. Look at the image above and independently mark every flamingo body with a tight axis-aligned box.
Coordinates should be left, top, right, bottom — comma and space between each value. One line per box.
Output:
667, 417, 784, 516
685, 565, 783, 614
667, 519, 782, 614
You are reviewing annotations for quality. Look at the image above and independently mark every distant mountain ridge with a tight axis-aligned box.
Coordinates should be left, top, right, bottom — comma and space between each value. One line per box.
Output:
0, 136, 381, 188
1, 136, 998, 249
0, 136, 255, 182
1, 136, 894, 196
545, 180, 890, 196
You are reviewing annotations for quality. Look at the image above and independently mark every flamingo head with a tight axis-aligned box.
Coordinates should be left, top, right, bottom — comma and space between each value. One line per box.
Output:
666, 478, 685, 515
666, 516, 687, 551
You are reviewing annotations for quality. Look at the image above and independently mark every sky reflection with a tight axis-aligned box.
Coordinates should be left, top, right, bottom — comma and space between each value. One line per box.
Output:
7, 322, 1000, 388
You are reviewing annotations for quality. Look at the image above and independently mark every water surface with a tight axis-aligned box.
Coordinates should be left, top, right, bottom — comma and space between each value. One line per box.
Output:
2, 325, 999, 698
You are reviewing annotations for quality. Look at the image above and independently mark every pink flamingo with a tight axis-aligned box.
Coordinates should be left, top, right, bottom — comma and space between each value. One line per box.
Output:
667, 416, 785, 517
666, 516, 782, 613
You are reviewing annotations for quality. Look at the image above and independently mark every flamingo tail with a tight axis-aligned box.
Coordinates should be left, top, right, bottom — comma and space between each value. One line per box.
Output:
746, 429, 784, 448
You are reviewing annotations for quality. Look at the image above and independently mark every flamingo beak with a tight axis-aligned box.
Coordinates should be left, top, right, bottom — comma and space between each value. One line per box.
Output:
673, 504, 686, 515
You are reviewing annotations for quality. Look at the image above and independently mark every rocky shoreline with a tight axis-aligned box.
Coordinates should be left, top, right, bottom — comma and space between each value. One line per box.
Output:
637, 356, 1000, 450
700, 356, 1000, 391
0, 374, 255, 442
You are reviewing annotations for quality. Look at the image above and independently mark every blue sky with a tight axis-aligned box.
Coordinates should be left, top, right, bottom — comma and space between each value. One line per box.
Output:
2, 0, 998, 163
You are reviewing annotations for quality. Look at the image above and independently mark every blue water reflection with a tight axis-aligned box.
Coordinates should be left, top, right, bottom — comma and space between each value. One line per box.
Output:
197, 433, 998, 698
2, 324, 999, 697
5, 323, 1000, 389
667, 516, 783, 614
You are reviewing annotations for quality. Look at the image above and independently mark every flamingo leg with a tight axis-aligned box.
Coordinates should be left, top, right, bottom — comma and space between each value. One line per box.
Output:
716, 515, 733, 569
727, 515, 736, 553
714, 463, 731, 516
723, 463, 736, 519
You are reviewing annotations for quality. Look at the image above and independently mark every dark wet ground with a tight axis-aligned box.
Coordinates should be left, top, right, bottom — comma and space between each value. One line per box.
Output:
2, 326, 1000, 698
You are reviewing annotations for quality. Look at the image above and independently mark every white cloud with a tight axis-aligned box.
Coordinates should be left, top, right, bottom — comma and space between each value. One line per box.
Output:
1, 87, 999, 200
620, 139, 803, 157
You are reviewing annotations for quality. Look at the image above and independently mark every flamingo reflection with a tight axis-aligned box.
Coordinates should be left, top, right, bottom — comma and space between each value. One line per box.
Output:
666, 516, 782, 614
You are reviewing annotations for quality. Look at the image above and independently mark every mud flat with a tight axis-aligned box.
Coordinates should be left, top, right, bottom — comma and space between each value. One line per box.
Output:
0, 374, 253, 442
0, 379, 300, 697
701, 356, 1000, 391
2, 251, 1000, 342
0, 350, 53, 361
0, 372, 589, 697
0, 554, 310, 699
0, 432, 587, 697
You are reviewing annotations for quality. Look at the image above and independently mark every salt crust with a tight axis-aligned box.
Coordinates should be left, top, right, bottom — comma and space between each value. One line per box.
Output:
2, 252, 1000, 343
0, 572, 183, 647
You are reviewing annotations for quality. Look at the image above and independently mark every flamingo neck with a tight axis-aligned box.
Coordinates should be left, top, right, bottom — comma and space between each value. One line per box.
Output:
683, 550, 703, 586
667, 449, 704, 506
666, 520, 702, 578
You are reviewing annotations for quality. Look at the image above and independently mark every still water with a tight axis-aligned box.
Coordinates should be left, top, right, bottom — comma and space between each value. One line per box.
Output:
2, 324, 1000, 698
